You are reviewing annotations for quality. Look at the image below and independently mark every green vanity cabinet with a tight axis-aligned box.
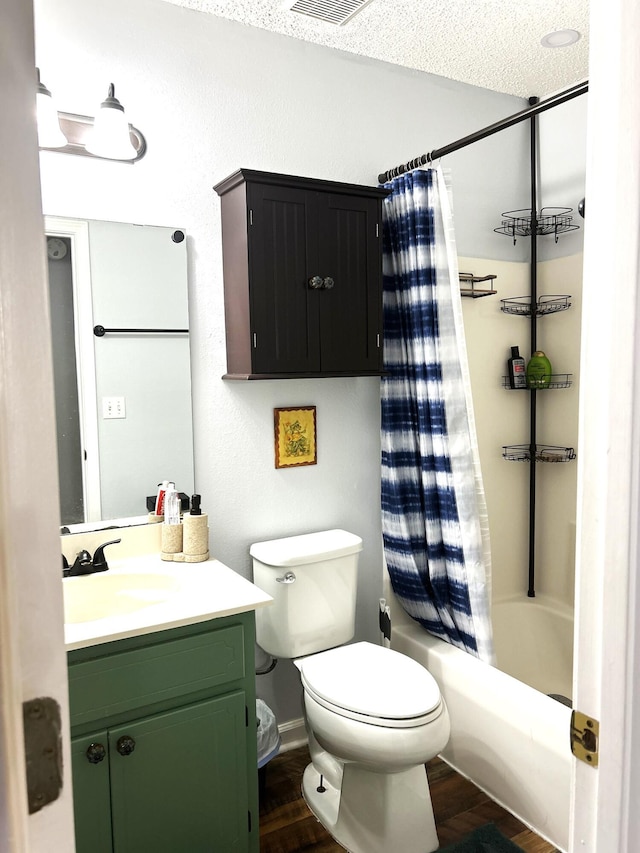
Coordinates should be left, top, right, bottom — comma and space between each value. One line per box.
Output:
67, 612, 259, 853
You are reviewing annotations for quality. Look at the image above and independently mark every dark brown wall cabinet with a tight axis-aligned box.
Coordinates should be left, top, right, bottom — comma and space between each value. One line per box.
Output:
214, 169, 390, 379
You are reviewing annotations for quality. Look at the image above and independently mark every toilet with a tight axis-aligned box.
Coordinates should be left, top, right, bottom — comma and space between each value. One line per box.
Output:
250, 529, 450, 853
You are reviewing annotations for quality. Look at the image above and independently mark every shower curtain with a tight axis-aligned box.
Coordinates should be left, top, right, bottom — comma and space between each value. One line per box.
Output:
380, 167, 494, 663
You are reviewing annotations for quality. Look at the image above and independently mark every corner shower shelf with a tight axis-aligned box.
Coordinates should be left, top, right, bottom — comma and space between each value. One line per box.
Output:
500, 295, 571, 316
501, 374, 573, 390
494, 208, 579, 244
502, 444, 576, 463
459, 272, 497, 298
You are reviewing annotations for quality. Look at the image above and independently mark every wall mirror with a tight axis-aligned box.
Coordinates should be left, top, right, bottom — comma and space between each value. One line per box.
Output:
45, 216, 195, 529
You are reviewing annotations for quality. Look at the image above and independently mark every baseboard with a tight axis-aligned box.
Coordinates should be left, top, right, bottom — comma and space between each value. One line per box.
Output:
278, 717, 307, 752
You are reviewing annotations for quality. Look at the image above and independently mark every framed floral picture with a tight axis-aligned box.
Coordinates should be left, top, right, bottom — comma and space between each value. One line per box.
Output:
274, 406, 317, 468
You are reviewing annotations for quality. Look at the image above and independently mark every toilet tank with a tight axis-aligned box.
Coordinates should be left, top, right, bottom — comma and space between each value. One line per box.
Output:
250, 529, 363, 659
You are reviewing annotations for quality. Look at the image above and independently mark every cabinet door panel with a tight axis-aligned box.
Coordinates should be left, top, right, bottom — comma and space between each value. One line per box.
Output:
71, 731, 114, 853
248, 184, 321, 373
318, 194, 382, 373
109, 692, 248, 853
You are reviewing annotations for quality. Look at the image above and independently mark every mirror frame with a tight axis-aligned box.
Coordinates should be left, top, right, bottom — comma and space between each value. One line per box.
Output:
45, 216, 102, 522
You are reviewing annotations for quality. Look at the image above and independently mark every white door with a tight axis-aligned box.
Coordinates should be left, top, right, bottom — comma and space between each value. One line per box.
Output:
0, 0, 75, 850
570, 0, 640, 849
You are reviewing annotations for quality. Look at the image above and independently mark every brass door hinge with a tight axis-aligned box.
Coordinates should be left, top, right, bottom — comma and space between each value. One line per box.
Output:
23, 697, 63, 813
570, 710, 599, 767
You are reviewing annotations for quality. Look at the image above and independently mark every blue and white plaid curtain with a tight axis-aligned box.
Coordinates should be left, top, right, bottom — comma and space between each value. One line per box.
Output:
381, 167, 494, 663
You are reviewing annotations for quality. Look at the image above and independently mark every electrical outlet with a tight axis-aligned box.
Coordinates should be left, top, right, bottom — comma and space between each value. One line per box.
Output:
102, 396, 126, 419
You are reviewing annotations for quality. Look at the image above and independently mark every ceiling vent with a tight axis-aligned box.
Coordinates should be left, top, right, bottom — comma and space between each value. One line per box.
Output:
288, 0, 376, 26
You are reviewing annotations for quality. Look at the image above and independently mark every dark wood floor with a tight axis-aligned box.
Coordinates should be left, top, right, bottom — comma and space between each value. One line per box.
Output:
259, 746, 557, 852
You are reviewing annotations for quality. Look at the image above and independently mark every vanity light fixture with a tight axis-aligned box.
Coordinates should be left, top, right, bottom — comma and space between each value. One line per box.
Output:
36, 68, 67, 149
36, 71, 147, 163
85, 84, 139, 160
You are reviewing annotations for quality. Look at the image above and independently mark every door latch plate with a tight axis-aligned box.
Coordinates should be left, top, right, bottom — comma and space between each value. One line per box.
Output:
570, 709, 599, 767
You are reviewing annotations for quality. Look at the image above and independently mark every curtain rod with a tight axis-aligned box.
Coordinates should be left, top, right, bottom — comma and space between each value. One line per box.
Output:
377, 80, 589, 184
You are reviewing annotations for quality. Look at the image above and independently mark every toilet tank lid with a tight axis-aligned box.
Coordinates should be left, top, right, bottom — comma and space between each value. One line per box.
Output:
250, 529, 363, 567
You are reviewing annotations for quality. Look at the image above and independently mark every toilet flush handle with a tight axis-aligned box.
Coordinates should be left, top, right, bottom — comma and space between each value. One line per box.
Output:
276, 571, 296, 584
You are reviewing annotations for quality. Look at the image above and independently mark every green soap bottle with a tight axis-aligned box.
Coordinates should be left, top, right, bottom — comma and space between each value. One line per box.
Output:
526, 351, 552, 388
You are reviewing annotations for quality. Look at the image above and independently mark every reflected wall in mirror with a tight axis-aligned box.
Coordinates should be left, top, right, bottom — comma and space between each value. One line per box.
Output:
45, 216, 195, 528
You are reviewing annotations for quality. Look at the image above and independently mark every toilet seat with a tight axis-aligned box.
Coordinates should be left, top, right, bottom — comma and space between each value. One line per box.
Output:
299, 642, 443, 729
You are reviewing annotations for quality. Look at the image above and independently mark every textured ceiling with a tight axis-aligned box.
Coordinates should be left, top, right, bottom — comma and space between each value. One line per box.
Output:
160, 0, 589, 97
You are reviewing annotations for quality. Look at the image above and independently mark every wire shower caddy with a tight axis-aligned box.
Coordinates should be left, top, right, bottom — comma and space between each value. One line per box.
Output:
494, 207, 579, 244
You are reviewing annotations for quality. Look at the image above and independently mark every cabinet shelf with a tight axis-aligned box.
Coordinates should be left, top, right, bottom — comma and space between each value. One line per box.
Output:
502, 444, 576, 463
501, 295, 571, 316
459, 272, 497, 298
502, 374, 573, 390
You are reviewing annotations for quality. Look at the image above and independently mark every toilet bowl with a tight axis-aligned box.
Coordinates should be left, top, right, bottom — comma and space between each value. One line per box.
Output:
250, 530, 450, 853
297, 642, 450, 853
299, 642, 449, 769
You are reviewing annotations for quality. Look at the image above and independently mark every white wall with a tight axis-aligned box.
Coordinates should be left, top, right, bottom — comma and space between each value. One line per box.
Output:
539, 95, 587, 262
35, 0, 532, 723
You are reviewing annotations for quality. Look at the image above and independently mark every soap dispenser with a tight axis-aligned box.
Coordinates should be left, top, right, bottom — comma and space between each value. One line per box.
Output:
182, 494, 209, 563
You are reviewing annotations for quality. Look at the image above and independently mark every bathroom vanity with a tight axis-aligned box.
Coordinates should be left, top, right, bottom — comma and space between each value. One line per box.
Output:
63, 543, 272, 853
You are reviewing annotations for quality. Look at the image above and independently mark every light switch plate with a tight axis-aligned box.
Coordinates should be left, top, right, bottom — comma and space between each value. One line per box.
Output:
102, 396, 126, 419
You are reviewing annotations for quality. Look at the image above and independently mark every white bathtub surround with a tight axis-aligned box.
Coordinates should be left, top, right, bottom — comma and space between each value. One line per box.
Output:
385, 576, 571, 851
381, 168, 493, 664
492, 594, 574, 699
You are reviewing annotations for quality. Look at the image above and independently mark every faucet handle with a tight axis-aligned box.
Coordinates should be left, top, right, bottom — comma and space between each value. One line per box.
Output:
91, 538, 122, 572
62, 554, 70, 578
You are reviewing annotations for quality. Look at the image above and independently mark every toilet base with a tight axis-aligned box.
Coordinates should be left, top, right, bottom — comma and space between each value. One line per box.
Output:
302, 761, 439, 853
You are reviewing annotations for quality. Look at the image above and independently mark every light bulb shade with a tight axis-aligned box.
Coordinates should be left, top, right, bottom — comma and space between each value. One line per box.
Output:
36, 70, 67, 148
85, 84, 138, 160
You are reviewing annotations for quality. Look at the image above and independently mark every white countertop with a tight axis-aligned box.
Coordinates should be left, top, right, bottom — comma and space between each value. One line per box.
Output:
63, 555, 272, 651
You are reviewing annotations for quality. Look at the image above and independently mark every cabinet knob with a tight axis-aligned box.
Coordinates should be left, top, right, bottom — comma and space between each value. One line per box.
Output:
308, 275, 323, 290
322, 277, 335, 290
86, 743, 107, 764
116, 735, 136, 757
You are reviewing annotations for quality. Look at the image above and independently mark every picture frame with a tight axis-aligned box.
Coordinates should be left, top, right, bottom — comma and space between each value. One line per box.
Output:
274, 406, 317, 468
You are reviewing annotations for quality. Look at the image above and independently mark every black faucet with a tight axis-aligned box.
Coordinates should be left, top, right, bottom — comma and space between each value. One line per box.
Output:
62, 539, 122, 578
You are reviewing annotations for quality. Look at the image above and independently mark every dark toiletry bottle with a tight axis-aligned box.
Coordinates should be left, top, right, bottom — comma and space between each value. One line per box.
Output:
508, 346, 527, 389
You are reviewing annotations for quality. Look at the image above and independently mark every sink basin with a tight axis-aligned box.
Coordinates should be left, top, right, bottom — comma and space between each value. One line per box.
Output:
63, 572, 180, 623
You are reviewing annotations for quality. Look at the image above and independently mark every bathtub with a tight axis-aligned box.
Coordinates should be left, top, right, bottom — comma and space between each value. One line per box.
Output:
492, 594, 574, 700
383, 577, 573, 852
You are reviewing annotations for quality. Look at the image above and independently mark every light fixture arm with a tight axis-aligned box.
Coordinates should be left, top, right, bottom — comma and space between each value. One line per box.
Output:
40, 112, 147, 163
43, 112, 147, 162
36, 71, 146, 162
